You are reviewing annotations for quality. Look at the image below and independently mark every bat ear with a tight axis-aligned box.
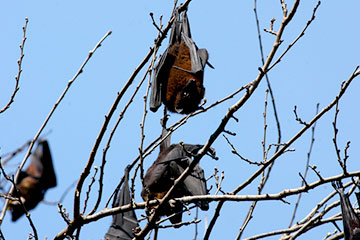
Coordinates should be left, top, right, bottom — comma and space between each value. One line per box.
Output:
198, 48, 214, 69
197, 49, 209, 68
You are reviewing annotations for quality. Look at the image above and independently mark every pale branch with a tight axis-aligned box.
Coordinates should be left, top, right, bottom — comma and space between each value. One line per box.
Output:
54, 170, 360, 239
324, 232, 342, 240
244, 215, 342, 240
0, 30, 112, 225
0, 18, 28, 114
157, 219, 200, 229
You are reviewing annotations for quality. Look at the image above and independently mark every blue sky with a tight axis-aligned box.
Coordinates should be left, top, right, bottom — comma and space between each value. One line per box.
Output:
1, 0, 360, 239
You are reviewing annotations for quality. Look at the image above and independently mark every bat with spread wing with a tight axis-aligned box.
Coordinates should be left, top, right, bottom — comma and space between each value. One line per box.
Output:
332, 181, 360, 240
150, 8, 213, 114
141, 129, 215, 226
105, 166, 139, 240
9, 140, 57, 221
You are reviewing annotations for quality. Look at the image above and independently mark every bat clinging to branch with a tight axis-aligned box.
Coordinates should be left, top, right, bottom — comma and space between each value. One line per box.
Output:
141, 129, 215, 226
105, 166, 139, 240
9, 140, 57, 222
332, 181, 360, 240
150, 8, 213, 114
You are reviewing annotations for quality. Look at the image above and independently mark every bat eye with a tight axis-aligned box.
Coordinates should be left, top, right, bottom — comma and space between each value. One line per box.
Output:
183, 91, 190, 98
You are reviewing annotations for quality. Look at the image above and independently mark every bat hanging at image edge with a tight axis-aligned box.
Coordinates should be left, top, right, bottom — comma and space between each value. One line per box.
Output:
332, 180, 360, 240
105, 166, 139, 240
9, 139, 57, 222
150, 8, 214, 114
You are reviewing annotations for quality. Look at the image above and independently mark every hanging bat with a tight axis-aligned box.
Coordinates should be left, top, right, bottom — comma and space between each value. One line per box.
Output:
150, 9, 213, 114
141, 129, 215, 226
105, 166, 139, 240
9, 140, 57, 222
332, 181, 360, 240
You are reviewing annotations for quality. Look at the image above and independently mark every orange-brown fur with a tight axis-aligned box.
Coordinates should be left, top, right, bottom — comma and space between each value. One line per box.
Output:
164, 41, 204, 113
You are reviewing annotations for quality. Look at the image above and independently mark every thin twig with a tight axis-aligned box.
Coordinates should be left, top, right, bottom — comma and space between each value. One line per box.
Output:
82, 166, 98, 215
268, 1, 321, 71
0, 18, 28, 114
223, 135, 261, 166
288, 103, 319, 227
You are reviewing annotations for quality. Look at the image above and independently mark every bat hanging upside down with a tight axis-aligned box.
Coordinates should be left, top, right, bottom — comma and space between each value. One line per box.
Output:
105, 166, 139, 240
141, 129, 216, 226
332, 181, 360, 240
9, 140, 57, 222
150, 8, 213, 114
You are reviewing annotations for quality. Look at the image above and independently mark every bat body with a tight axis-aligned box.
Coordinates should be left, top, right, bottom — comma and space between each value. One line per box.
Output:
10, 140, 57, 222
105, 166, 139, 240
150, 9, 212, 114
141, 133, 214, 225
333, 181, 360, 240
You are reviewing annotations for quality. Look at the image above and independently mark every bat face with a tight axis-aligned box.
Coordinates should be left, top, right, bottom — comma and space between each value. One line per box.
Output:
332, 181, 360, 240
141, 143, 211, 225
105, 166, 139, 240
9, 140, 57, 222
150, 10, 211, 114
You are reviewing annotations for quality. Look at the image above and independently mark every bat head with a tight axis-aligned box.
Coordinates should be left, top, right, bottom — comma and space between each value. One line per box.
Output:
174, 79, 204, 114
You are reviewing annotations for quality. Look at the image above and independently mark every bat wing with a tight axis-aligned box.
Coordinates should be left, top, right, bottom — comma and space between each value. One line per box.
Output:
163, 144, 209, 210
150, 9, 181, 113
142, 145, 180, 199
180, 161, 209, 210
333, 181, 360, 240
37, 140, 57, 190
150, 48, 176, 113
105, 166, 138, 240
180, 11, 206, 74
